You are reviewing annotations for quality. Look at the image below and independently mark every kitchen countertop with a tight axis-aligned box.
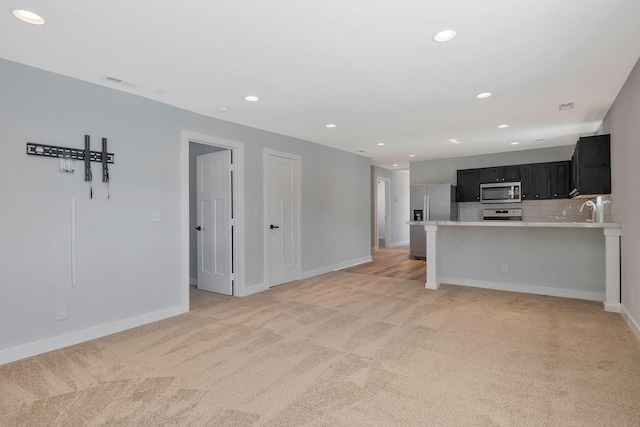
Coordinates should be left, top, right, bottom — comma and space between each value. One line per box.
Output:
407, 220, 621, 229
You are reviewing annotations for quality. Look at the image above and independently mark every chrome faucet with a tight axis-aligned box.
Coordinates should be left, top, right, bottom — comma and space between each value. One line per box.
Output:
594, 196, 611, 223
579, 200, 596, 222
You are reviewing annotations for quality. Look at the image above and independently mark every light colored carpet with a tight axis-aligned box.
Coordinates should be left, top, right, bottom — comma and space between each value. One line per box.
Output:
2, 272, 640, 426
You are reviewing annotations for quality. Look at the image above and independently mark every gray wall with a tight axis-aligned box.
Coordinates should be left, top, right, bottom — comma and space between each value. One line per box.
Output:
410, 146, 575, 185
0, 58, 371, 363
371, 167, 410, 247
602, 57, 640, 336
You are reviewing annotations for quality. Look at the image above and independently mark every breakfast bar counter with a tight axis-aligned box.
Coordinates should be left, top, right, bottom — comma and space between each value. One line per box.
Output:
415, 221, 622, 312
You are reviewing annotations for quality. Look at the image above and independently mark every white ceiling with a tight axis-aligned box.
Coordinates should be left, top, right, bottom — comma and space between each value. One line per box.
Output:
2, 1, 640, 169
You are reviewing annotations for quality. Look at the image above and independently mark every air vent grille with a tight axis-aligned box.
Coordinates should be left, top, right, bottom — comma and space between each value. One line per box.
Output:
559, 102, 575, 111
103, 75, 139, 89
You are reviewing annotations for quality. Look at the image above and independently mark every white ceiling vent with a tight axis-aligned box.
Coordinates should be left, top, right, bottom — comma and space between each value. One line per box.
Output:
559, 102, 575, 111
103, 75, 139, 89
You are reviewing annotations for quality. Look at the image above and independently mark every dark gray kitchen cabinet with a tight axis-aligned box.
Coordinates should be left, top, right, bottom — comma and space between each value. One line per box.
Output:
550, 161, 571, 199
479, 165, 521, 183
571, 134, 611, 196
523, 161, 570, 200
458, 160, 572, 203
523, 162, 570, 200
480, 167, 501, 183
457, 169, 481, 202
533, 163, 551, 199
501, 165, 521, 182
520, 164, 533, 200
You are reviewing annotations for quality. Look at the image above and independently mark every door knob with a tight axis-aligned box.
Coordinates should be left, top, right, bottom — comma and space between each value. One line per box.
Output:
195, 226, 202, 231
270, 225, 280, 229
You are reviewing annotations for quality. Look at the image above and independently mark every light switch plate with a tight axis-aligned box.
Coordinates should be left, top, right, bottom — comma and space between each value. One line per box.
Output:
153, 209, 161, 222
56, 304, 67, 321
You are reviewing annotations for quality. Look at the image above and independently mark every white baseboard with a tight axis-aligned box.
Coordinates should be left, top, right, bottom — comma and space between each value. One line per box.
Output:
389, 240, 409, 248
604, 302, 622, 313
437, 277, 605, 302
238, 282, 270, 297
238, 256, 374, 295
425, 282, 439, 290
622, 305, 640, 343
301, 256, 373, 280
0, 305, 188, 366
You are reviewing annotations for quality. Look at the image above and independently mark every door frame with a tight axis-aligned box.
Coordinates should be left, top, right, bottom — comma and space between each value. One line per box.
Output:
181, 130, 245, 308
263, 149, 302, 287
374, 176, 391, 249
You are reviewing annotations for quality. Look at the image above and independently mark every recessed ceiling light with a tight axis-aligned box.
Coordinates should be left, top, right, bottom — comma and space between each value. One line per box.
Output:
244, 95, 259, 102
217, 106, 230, 112
325, 123, 336, 128
476, 92, 492, 99
377, 142, 385, 146
433, 29, 457, 42
409, 154, 416, 157
497, 124, 509, 129
535, 139, 545, 143
393, 164, 399, 167
12, 10, 45, 25
510, 141, 520, 145
448, 138, 460, 144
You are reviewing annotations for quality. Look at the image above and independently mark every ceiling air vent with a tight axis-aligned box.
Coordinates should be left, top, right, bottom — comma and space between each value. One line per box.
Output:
103, 75, 139, 89
559, 102, 574, 111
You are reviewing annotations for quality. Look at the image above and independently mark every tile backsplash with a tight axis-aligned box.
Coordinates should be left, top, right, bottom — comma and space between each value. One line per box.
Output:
458, 196, 613, 223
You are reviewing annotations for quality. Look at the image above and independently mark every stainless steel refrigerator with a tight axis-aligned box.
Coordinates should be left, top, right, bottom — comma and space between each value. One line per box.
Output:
410, 184, 458, 259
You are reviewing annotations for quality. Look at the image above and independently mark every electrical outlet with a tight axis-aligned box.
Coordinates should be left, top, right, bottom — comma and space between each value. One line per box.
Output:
502, 263, 509, 273
255, 267, 261, 276
344, 249, 348, 257
152, 209, 161, 222
56, 304, 67, 321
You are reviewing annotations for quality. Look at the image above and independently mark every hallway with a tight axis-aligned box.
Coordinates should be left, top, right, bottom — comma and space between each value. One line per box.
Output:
340, 245, 425, 281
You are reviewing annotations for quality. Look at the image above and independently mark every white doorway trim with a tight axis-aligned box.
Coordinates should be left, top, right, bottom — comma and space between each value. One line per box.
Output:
181, 130, 246, 308
263, 149, 302, 287
374, 177, 391, 249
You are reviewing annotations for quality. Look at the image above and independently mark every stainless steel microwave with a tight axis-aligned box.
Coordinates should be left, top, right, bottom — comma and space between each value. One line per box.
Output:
480, 182, 522, 203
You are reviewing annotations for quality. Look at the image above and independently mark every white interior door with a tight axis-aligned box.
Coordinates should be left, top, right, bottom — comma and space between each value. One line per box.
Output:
375, 177, 391, 249
377, 180, 386, 248
196, 150, 232, 295
266, 152, 300, 286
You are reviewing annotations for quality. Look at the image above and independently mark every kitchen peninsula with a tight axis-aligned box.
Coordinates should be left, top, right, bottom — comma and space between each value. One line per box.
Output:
414, 220, 622, 313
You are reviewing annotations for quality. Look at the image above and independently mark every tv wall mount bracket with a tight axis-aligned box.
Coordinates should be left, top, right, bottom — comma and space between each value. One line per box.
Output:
26, 135, 114, 198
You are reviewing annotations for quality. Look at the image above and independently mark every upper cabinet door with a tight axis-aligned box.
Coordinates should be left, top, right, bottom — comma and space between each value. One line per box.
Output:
479, 165, 521, 183
457, 169, 481, 202
501, 165, 521, 182
550, 161, 571, 198
574, 134, 611, 195
479, 167, 501, 183
520, 164, 533, 200
533, 163, 551, 199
